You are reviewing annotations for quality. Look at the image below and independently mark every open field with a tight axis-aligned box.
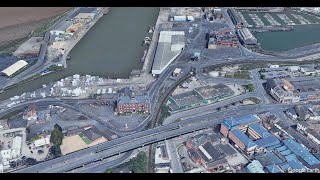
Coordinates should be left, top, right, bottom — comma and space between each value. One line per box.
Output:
0, 7, 71, 52
60, 134, 107, 155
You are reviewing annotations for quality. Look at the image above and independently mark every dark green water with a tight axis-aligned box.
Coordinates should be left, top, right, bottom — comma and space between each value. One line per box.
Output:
0, 7, 159, 101
240, 8, 320, 52
255, 24, 320, 52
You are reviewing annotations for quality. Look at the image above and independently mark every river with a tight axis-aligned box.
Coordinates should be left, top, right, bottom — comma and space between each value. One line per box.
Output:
0, 7, 159, 101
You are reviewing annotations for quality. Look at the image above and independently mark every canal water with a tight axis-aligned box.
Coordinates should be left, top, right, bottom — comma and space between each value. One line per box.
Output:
241, 8, 320, 52
0, 7, 159, 101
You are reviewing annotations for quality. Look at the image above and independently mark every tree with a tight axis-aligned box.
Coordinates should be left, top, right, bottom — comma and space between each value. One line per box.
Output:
50, 124, 64, 146
260, 74, 265, 79
247, 84, 255, 92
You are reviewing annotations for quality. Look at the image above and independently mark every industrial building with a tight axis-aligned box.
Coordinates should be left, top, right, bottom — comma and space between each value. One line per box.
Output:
237, 28, 257, 46
208, 28, 238, 49
152, 31, 185, 75
1, 60, 28, 77
168, 84, 235, 112
220, 114, 284, 154
246, 160, 265, 173
116, 93, 150, 115
227, 8, 244, 29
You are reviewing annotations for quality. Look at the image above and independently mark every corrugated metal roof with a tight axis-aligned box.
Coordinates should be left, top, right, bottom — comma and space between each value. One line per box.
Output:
255, 135, 280, 148
231, 129, 257, 148
283, 138, 320, 167
265, 164, 283, 173
223, 114, 259, 129
1, 60, 28, 77
249, 123, 271, 138
246, 160, 265, 173
288, 159, 305, 170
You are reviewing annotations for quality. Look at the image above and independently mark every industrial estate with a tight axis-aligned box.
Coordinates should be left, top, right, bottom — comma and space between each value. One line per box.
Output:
0, 7, 320, 174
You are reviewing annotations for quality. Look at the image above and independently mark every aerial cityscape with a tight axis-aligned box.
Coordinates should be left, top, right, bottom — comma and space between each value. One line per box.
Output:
0, 7, 320, 173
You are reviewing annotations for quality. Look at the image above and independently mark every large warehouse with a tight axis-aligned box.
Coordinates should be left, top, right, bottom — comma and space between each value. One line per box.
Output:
237, 28, 257, 46
152, 31, 185, 75
1, 60, 28, 77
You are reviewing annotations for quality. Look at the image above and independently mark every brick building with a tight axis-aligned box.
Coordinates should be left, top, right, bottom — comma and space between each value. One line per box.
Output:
116, 93, 150, 115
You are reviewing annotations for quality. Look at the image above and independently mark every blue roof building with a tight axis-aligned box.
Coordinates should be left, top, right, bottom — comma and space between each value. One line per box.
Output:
255, 152, 283, 167
283, 138, 320, 167
246, 160, 265, 173
249, 123, 271, 138
231, 129, 257, 149
223, 114, 259, 129
287, 159, 305, 170
265, 164, 283, 173
280, 150, 292, 156
279, 163, 291, 171
255, 135, 281, 149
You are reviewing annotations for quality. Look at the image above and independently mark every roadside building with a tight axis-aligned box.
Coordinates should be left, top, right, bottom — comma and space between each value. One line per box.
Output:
220, 114, 260, 137
295, 105, 310, 121
80, 127, 107, 145
306, 129, 320, 146
152, 31, 185, 75
23, 109, 38, 122
208, 38, 217, 49
282, 138, 320, 168
286, 107, 298, 120
296, 121, 320, 146
300, 65, 316, 76
172, 68, 182, 76
237, 28, 257, 46
116, 93, 150, 115
282, 79, 294, 91
34, 136, 51, 148
36, 110, 51, 124
1, 60, 28, 77
287, 66, 300, 72
246, 160, 265, 173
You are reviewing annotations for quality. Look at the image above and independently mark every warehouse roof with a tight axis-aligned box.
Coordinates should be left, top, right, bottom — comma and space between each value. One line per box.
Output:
170, 91, 203, 108
255, 152, 283, 167
283, 138, 320, 167
223, 114, 259, 129
152, 31, 185, 75
255, 135, 280, 149
249, 123, 271, 138
202, 142, 222, 160
215, 144, 237, 157
231, 129, 257, 149
265, 164, 283, 173
1, 60, 28, 77
246, 160, 265, 173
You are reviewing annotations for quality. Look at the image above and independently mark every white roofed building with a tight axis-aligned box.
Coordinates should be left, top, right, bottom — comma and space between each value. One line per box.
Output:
34, 136, 51, 148
152, 31, 185, 75
1, 60, 28, 77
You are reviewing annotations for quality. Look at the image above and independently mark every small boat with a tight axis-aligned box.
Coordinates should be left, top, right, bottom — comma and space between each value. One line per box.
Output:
67, 56, 71, 60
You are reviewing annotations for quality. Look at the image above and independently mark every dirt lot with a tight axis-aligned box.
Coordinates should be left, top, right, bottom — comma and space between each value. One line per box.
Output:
60, 135, 107, 155
0, 7, 71, 51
